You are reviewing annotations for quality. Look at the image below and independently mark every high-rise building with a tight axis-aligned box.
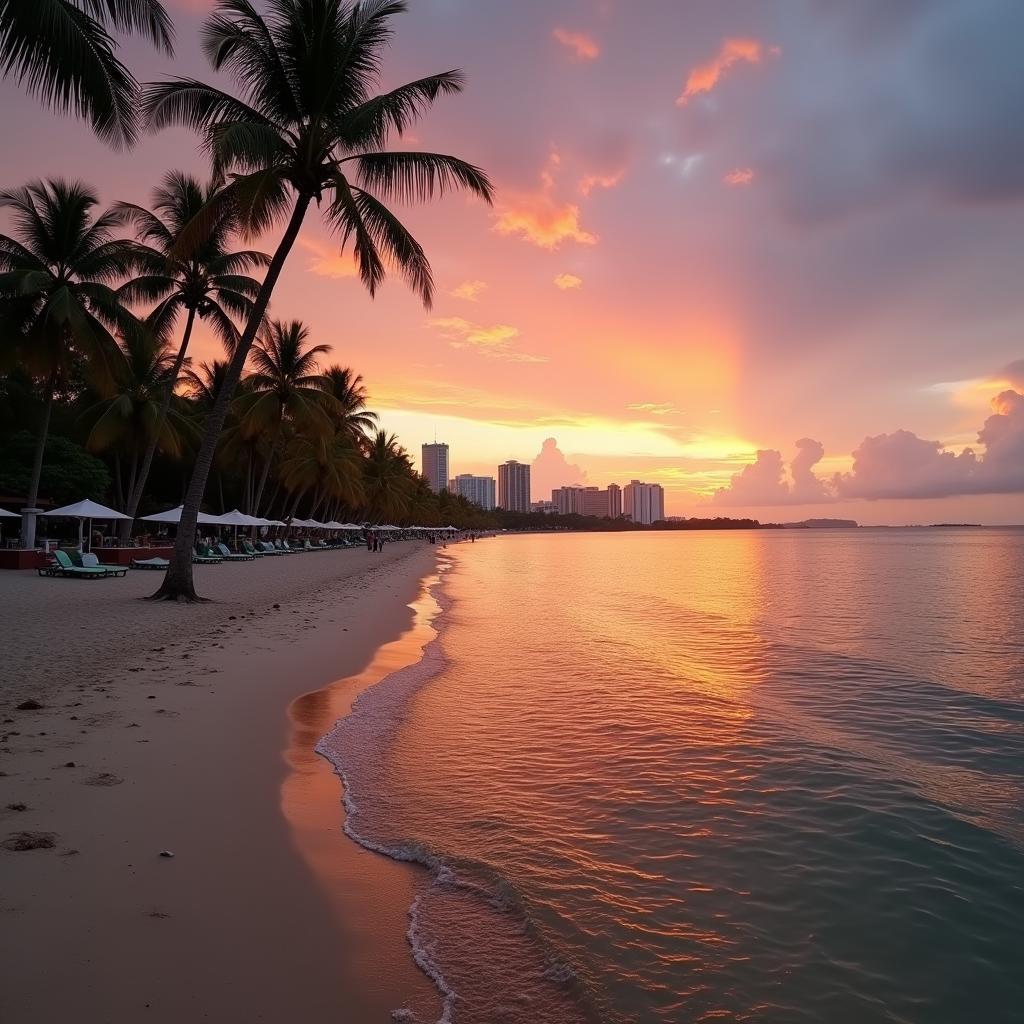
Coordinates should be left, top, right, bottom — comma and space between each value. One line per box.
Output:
450, 474, 496, 510
498, 460, 531, 512
607, 483, 622, 519
551, 484, 624, 519
623, 480, 665, 525
421, 443, 450, 494
552, 485, 584, 515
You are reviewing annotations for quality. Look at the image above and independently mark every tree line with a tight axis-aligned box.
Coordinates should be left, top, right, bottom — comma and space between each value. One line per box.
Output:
0, 0, 494, 599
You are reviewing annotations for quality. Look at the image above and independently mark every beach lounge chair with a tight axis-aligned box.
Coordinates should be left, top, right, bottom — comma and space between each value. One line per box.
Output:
80, 553, 129, 576
41, 549, 120, 579
215, 542, 253, 562
240, 540, 264, 557
259, 540, 285, 555
273, 539, 295, 554
193, 544, 223, 564
131, 557, 169, 570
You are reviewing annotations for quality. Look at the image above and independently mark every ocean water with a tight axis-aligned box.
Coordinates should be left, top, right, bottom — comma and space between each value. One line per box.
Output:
319, 529, 1024, 1024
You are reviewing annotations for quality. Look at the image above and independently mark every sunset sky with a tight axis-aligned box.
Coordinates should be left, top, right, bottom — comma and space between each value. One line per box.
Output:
2, 0, 1023, 523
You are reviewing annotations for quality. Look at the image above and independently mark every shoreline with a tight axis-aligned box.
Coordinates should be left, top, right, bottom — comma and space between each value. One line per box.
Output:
1, 544, 440, 1023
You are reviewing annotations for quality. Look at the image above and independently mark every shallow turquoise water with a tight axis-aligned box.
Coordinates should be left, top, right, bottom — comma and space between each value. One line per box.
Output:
324, 529, 1024, 1023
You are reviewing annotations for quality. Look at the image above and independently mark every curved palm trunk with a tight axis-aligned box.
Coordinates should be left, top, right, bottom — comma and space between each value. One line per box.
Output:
251, 421, 282, 518
118, 307, 197, 544
150, 195, 312, 601
19, 372, 57, 549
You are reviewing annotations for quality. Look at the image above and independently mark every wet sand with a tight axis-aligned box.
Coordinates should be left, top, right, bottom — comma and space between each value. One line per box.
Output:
0, 544, 440, 1023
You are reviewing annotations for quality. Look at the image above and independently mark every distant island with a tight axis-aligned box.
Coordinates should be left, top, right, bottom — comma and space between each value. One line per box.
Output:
780, 519, 860, 529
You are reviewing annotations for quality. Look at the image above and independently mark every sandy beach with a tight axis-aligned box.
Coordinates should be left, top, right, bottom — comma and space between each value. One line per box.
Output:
1, 543, 442, 1023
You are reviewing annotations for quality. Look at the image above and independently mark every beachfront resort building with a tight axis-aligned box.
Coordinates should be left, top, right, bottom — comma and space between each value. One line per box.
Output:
451, 474, 497, 510
498, 460, 531, 512
421, 442, 450, 494
623, 480, 665, 525
551, 484, 623, 519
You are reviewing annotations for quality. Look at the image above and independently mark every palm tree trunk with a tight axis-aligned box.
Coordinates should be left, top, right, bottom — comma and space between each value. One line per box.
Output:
118, 307, 197, 544
151, 194, 312, 601
20, 372, 56, 548
251, 423, 282, 517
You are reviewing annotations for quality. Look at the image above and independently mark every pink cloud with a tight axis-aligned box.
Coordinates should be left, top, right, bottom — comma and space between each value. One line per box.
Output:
554, 273, 583, 290
552, 28, 600, 61
724, 167, 755, 186
712, 386, 1024, 506
677, 38, 777, 106
298, 237, 358, 279
494, 153, 597, 249
578, 170, 625, 196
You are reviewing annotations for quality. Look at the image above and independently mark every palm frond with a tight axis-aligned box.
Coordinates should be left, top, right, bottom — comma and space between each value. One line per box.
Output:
347, 151, 494, 206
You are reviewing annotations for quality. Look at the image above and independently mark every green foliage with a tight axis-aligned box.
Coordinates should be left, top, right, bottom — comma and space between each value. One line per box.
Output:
0, 430, 109, 505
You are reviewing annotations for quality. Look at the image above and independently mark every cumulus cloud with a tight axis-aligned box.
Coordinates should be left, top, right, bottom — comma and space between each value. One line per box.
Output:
712, 387, 1024, 506
552, 27, 600, 61
677, 38, 777, 106
553, 273, 583, 290
532, 437, 587, 498
791, 437, 831, 502
427, 317, 546, 363
724, 167, 755, 186
451, 280, 487, 302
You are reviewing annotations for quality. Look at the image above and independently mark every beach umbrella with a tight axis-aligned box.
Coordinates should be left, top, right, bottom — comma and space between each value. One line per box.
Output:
0, 506, 18, 545
141, 505, 227, 526
44, 499, 130, 552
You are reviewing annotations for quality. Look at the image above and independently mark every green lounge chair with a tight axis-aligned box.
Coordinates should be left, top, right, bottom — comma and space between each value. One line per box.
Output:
43, 549, 119, 579
80, 553, 128, 576
216, 542, 253, 562
193, 545, 223, 564
240, 540, 264, 557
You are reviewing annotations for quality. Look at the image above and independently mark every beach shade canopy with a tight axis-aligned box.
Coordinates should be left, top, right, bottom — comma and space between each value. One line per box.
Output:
45, 499, 130, 521
0, 506, 20, 518
340, 523, 363, 531
43, 499, 131, 552
323, 521, 345, 529
141, 505, 227, 526
216, 509, 265, 527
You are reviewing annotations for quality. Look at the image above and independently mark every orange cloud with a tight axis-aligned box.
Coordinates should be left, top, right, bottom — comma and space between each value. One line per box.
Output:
578, 170, 625, 196
724, 167, 755, 186
495, 153, 598, 249
554, 273, 583, 290
298, 237, 358, 278
552, 28, 600, 61
677, 38, 776, 105
428, 317, 547, 363
494, 195, 597, 249
451, 279, 487, 301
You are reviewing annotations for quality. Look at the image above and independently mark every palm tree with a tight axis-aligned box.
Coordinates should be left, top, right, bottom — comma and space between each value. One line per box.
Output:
81, 326, 193, 511
114, 172, 268, 538
0, 179, 139, 547
233, 319, 335, 516
0, 0, 173, 146
362, 429, 414, 522
278, 428, 365, 522
323, 364, 377, 447
141, 0, 493, 601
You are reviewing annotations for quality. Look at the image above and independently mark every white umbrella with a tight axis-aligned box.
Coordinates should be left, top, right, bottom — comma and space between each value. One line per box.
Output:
44, 499, 130, 552
0, 507, 19, 518
141, 505, 226, 526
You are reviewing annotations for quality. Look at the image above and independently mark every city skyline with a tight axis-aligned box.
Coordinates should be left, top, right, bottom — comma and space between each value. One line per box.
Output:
3, 1, 1022, 525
